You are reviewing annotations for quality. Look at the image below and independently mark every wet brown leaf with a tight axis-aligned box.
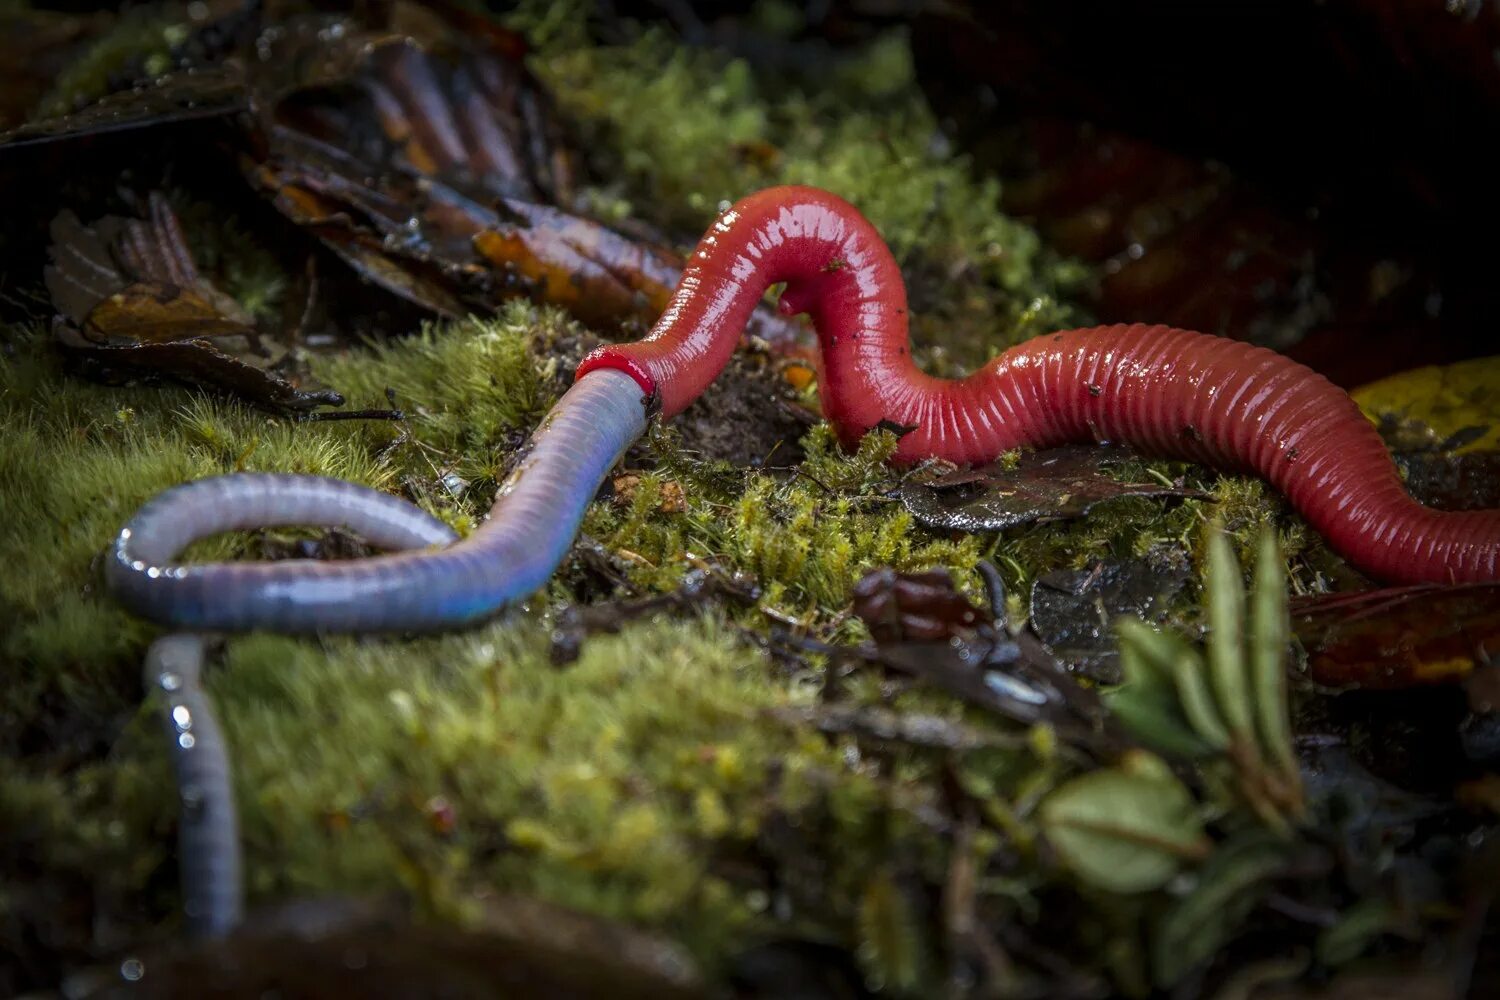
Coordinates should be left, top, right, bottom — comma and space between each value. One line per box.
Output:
0, 67, 247, 149
1396, 451, 1500, 512
44, 193, 342, 413
245, 21, 807, 347
852, 567, 993, 644
5, 3, 809, 351
1289, 584, 1500, 689
897, 445, 1204, 532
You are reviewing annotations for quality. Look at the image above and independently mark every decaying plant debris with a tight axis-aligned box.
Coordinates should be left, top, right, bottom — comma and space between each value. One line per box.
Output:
1, 2, 1498, 998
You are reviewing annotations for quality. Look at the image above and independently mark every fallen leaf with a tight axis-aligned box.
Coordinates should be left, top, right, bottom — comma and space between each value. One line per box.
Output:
44, 194, 343, 413
246, 23, 809, 349
1394, 450, 1500, 512
1029, 556, 1191, 681
1353, 355, 1500, 454
0, 67, 247, 149
1289, 584, 1500, 689
852, 567, 992, 644
897, 445, 1205, 532
837, 566, 1116, 747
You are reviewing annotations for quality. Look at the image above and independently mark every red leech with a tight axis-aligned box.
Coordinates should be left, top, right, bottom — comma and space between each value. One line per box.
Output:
578, 185, 1500, 584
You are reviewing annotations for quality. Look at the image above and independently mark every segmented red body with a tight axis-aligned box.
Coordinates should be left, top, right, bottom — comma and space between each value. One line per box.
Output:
578, 186, 1500, 583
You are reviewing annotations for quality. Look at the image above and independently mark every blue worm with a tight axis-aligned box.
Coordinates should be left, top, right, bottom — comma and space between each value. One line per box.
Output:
109, 369, 649, 631
144, 634, 243, 939
110, 368, 650, 933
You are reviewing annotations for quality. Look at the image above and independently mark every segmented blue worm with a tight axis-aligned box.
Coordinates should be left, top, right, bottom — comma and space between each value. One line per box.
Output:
109, 369, 649, 631
144, 634, 243, 939
111, 368, 650, 934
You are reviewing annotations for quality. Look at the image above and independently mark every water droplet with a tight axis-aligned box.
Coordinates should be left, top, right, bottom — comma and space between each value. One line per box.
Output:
158, 672, 182, 692
120, 957, 145, 982
172, 705, 193, 731
178, 733, 196, 750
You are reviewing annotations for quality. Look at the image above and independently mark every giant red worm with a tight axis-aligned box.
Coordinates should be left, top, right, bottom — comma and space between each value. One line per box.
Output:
579, 185, 1500, 584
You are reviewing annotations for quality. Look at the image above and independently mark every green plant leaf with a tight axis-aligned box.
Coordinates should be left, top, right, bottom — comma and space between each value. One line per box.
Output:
1315, 897, 1403, 967
1205, 530, 1254, 737
1106, 634, 1215, 758
1116, 617, 1230, 749
1249, 529, 1298, 781
1041, 751, 1210, 894
1103, 683, 1215, 759
1152, 830, 1289, 987
857, 869, 924, 992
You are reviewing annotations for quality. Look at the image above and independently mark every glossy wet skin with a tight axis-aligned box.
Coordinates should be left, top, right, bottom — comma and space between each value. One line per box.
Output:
581, 185, 1500, 584
109, 369, 648, 632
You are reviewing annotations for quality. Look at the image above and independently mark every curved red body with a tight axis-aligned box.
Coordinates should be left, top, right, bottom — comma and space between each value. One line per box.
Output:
578, 186, 1500, 584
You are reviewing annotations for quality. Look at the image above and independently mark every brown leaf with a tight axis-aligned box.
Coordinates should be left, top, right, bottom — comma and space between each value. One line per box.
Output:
1396, 451, 1500, 512
841, 566, 1117, 748
60, 337, 344, 413
82, 285, 252, 345
851, 567, 992, 644
1290, 584, 1500, 689
0, 67, 246, 149
44, 195, 342, 414
897, 445, 1205, 532
245, 21, 809, 348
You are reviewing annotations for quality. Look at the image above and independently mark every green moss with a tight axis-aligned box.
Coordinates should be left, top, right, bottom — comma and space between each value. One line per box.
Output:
583, 424, 979, 627
214, 616, 865, 948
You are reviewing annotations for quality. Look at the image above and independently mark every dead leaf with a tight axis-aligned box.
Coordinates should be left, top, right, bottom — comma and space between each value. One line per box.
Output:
897, 445, 1205, 532
1029, 556, 1192, 681
1289, 584, 1500, 689
1395, 450, 1500, 512
245, 24, 809, 348
851, 567, 992, 644
44, 194, 342, 414
0, 67, 247, 149
841, 566, 1118, 748
1354, 356, 1500, 454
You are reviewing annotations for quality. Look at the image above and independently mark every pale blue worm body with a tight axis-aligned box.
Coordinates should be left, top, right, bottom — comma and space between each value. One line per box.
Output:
144, 634, 243, 939
109, 369, 650, 936
108, 369, 649, 632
